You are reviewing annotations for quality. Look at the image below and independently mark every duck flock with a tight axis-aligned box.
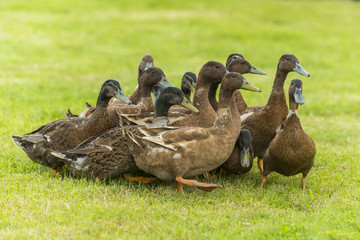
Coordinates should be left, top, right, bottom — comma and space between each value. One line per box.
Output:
12, 53, 316, 192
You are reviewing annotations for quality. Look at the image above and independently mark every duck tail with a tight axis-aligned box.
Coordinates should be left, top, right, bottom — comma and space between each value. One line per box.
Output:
12, 135, 26, 148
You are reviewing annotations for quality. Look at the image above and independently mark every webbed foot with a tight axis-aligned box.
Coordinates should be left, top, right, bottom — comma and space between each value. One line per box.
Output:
124, 174, 158, 183
176, 176, 221, 192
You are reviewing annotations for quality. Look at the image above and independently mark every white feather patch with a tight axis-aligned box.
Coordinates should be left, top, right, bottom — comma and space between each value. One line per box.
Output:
74, 157, 86, 170
99, 145, 113, 151
240, 111, 254, 122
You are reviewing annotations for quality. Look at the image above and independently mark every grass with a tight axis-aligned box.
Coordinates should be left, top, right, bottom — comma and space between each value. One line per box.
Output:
1, 0, 360, 239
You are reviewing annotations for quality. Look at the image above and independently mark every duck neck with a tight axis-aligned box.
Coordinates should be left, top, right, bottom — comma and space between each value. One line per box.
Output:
289, 98, 299, 112
266, 66, 288, 107
208, 82, 220, 111
128, 86, 139, 103
154, 99, 171, 118
213, 88, 241, 131
183, 90, 191, 102
81, 92, 111, 133
128, 70, 143, 104
192, 78, 216, 118
137, 81, 154, 110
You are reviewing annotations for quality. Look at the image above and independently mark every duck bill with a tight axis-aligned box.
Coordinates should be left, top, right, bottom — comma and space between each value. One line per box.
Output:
155, 76, 174, 89
115, 89, 132, 104
241, 80, 261, 92
180, 98, 199, 113
249, 65, 266, 75
293, 63, 310, 77
151, 87, 162, 106
144, 62, 153, 71
294, 87, 305, 104
240, 148, 250, 168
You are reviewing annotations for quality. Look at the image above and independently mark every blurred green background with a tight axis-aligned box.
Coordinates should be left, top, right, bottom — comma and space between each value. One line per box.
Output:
1, 0, 359, 239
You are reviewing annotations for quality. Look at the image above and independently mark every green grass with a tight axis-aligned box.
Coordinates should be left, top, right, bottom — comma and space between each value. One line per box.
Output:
1, 0, 360, 239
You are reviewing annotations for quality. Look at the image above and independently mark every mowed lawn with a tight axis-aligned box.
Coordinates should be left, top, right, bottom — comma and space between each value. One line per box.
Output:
1, 0, 360, 239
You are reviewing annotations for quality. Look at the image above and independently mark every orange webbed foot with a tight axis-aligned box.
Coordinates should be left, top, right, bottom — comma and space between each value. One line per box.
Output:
124, 174, 158, 183
51, 166, 63, 176
176, 176, 221, 192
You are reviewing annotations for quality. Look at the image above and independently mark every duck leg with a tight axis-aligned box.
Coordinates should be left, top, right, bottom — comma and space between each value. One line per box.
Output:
257, 158, 263, 175
124, 174, 158, 183
301, 176, 306, 189
176, 176, 221, 192
177, 182, 184, 193
260, 176, 266, 188
51, 166, 63, 176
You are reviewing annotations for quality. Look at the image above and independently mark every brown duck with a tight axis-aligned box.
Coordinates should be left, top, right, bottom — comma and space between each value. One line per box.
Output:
12, 80, 131, 174
239, 54, 310, 173
260, 79, 316, 189
124, 72, 260, 192
50, 87, 198, 181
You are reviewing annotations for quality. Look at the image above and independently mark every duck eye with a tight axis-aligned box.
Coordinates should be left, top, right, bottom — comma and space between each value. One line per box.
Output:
215, 66, 220, 69
241, 62, 245, 65
286, 58, 290, 61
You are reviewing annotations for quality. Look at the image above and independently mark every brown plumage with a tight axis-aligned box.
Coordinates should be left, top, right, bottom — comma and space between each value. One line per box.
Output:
12, 80, 130, 173
260, 79, 316, 189
239, 54, 310, 170
124, 72, 259, 192
50, 87, 197, 181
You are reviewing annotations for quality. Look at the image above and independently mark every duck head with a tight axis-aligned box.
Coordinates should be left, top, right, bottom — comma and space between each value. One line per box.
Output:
155, 87, 199, 118
181, 72, 197, 98
98, 79, 131, 105
278, 54, 310, 77
289, 79, 305, 109
227, 54, 266, 75
138, 54, 154, 73
221, 72, 261, 93
197, 61, 227, 87
139, 67, 173, 93
238, 129, 252, 168
226, 53, 245, 68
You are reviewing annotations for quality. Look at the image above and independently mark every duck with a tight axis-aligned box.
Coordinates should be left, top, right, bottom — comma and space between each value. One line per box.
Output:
124, 72, 260, 192
50, 87, 198, 181
12, 79, 131, 175
128, 54, 154, 104
208, 54, 266, 113
260, 79, 316, 189
79, 54, 154, 117
219, 129, 254, 174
